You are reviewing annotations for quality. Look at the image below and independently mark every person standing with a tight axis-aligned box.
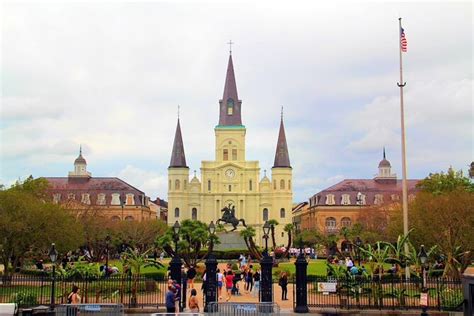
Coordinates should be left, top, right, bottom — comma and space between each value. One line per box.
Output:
188, 289, 200, 312
245, 265, 254, 293
187, 265, 197, 289
165, 285, 177, 313
278, 272, 288, 300
225, 270, 234, 301
67, 285, 81, 304
252, 269, 260, 298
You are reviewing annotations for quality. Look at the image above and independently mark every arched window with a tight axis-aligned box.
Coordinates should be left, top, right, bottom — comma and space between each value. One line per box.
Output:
325, 217, 337, 228
232, 149, 237, 160
288, 180, 291, 190
249, 180, 253, 191
111, 216, 121, 222
280, 179, 285, 190
125, 216, 134, 221
280, 208, 286, 218
228, 185, 232, 192
207, 180, 211, 191
263, 208, 269, 221
227, 98, 234, 115
273, 180, 276, 190
223, 149, 228, 161
168, 180, 171, 190
174, 207, 180, 218
175, 179, 180, 190
341, 217, 352, 227
192, 208, 197, 220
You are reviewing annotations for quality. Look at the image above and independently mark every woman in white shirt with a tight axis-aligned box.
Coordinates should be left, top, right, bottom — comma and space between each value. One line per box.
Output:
217, 269, 224, 300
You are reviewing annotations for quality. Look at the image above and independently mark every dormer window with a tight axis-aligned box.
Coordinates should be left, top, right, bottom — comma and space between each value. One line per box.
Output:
53, 194, 61, 204
67, 193, 75, 200
325, 194, 335, 205
341, 194, 351, 205
227, 98, 234, 115
374, 194, 384, 205
391, 194, 400, 201
356, 193, 366, 205
126, 194, 135, 206
111, 193, 121, 205
81, 193, 91, 205
97, 193, 106, 205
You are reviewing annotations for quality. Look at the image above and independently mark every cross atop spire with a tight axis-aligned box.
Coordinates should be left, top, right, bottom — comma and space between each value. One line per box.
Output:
227, 40, 234, 55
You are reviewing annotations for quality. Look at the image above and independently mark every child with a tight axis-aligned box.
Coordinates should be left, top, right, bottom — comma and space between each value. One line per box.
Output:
225, 270, 234, 301
188, 289, 199, 312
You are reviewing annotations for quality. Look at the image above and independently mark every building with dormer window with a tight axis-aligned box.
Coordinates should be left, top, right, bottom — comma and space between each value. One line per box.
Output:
167, 53, 293, 246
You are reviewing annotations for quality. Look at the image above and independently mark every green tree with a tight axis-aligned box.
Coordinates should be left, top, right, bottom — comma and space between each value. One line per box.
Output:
283, 224, 294, 258
155, 219, 218, 267
240, 227, 262, 260
0, 177, 83, 276
416, 168, 474, 194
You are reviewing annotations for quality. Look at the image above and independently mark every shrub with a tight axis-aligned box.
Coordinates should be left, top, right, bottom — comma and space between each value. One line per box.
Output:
9, 292, 38, 307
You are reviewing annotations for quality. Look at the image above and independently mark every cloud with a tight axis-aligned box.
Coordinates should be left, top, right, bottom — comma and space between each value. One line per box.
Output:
115, 165, 167, 199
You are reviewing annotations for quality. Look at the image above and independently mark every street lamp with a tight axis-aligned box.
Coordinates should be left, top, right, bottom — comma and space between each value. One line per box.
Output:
262, 221, 271, 255
418, 245, 428, 316
48, 243, 58, 311
105, 235, 111, 277
355, 237, 363, 266
204, 221, 218, 312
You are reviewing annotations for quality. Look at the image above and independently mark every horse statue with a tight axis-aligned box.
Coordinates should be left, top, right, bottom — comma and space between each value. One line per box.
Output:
217, 204, 247, 231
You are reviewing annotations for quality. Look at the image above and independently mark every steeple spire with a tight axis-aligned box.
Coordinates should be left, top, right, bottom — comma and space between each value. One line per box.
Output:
273, 113, 291, 168
218, 53, 242, 126
383, 146, 386, 159
169, 118, 188, 168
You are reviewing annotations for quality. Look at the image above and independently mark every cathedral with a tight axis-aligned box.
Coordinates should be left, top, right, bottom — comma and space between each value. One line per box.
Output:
167, 53, 293, 246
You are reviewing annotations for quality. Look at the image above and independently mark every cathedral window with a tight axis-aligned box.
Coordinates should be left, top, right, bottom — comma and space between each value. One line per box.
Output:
341, 217, 352, 227
249, 180, 252, 191
111, 193, 121, 205
184, 181, 187, 190
280, 208, 286, 218
126, 194, 135, 206
208, 180, 211, 191
228, 185, 232, 192
227, 98, 234, 115
97, 193, 106, 205
374, 194, 384, 205
169, 180, 171, 190
81, 193, 91, 205
273, 180, 276, 190
325, 194, 335, 205
192, 208, 197, 220
174, 208, 180, 218
341, 194, 351, 205
288, 180, 291, 190
263, 208, 269, 221
280, 179, 285, 190
223, 149, 228, 161
175, 179, 180, 190
232, 149, 237, 160
53, 193, 61, 204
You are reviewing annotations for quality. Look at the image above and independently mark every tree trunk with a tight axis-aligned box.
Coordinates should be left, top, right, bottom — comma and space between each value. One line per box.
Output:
271, 227, 276, 250
284, 231, 292, 258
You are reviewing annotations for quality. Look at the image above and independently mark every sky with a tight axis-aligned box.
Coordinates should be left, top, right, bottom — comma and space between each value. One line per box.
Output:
1, 1, 472, 202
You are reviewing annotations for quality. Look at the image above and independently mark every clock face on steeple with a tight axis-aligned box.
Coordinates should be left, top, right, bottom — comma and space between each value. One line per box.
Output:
225, 168, 235, 179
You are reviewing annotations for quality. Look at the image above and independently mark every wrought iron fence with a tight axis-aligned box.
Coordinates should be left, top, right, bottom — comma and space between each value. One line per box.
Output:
55, 304, 124, 315
306, 275, 464, 311
207, 302, 280, 315
0, 274, 167, 309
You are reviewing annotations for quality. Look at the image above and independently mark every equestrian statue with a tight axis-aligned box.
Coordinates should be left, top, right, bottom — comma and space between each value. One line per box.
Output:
217, 204, 247, 231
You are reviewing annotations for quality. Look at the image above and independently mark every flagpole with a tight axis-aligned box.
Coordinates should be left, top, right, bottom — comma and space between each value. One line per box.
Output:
398, 17, 410, 279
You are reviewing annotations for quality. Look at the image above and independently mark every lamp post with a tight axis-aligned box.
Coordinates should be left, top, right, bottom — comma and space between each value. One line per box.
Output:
170, 221, 183, 310
294, 236, 309, 313
105, 235, 111, 277
418, 245, 428, 316
355, 237, 363, 266
204, 221, 218, 312
48, 243, 58, 311
260, 221, 273, 304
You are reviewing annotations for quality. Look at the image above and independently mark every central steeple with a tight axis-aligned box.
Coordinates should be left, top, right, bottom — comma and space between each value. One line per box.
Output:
218, 54, 243, 126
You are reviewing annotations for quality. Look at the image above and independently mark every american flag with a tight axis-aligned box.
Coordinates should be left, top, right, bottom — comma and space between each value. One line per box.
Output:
400, 28, 408, 52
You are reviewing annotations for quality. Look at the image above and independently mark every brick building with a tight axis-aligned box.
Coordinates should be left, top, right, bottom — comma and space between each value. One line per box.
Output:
44, 148, 156, 221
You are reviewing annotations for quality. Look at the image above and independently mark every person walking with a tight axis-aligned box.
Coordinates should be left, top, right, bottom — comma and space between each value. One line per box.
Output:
217, 268, 224, 300
67, 285, 81, 304
278, 272, 288, 300
225, 270, 234, 301
188, 289, 200, 312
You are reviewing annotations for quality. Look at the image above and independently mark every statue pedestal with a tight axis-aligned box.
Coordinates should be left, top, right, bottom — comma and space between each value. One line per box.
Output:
214, 231, 247, 250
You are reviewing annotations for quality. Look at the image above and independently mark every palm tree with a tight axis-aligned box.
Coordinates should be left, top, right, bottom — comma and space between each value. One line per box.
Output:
283, 224, 294, 258
382, 230, 413, 278
240, 227, 262, 260
267, 219, 279, 250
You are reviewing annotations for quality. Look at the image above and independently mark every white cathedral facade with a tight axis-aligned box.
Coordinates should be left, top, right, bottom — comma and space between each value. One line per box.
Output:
167, 53, 293, 246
